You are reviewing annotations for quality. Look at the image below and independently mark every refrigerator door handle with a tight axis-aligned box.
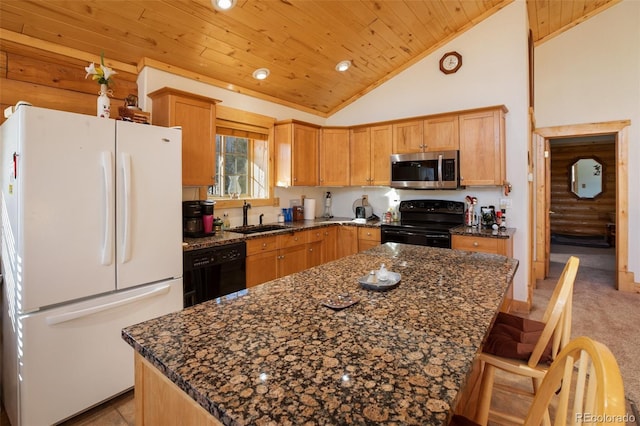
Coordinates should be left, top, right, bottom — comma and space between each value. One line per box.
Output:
45, 284, 171, 325
101, 152, 114, 265
121, 152, 132, 264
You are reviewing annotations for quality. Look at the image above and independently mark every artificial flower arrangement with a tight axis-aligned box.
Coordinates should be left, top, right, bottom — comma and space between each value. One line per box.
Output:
85, 53, 116, 86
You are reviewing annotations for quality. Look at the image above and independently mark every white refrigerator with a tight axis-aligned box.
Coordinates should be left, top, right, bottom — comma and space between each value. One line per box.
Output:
0, 105, 184, 425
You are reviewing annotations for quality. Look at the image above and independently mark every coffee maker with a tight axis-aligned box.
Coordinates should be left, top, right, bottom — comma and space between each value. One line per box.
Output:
183, 201, 203, 237
183, 200, 216, 237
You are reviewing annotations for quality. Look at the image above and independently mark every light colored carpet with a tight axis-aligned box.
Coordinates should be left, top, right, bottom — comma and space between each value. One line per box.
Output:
532, 260, 640, 420
549, 243, 615, 271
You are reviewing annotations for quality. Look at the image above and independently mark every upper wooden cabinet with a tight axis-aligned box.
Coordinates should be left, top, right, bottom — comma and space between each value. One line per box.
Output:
275, 121, 320, 186
423, 115, 459, 151
350, 124, 392, 186
148, 87, 218, 187
392, 120, 423, 154
319, 128, 350, 186
392, 115, 459, 153
458, 106, 507, 186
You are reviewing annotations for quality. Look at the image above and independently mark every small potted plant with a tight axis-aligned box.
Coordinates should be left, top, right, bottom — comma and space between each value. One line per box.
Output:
214, 217, 223, 233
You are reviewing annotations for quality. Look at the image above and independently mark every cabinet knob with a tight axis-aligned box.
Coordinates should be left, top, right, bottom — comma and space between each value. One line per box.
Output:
294, 237, 298, 241
473, 241, 479, 247
262, 243, 267, 248
367, 232, 371, 236
293, 177, 297, 182
309, 248, 313, 252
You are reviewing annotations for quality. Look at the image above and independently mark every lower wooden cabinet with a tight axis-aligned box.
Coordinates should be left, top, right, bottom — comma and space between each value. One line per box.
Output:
321, 226, 338, 263
135, 353, 223, 426
451, 234, 513, 257
336, 226, 358, 258
358, 227, 381, 252
246, 250, 278, 288
246, 226, 380, 287
277, 243, 307, 277
246, 236, 278, 288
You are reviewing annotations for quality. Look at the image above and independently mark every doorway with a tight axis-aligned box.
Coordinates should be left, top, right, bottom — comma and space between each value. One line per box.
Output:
548, 136, 616, 280
532, 120, 634, 300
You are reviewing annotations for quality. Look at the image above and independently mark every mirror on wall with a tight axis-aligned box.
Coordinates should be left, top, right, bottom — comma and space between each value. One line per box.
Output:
570, 157, 603, 199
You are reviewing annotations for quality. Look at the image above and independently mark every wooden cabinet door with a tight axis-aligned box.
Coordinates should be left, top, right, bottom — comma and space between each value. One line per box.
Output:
392, 120, 423, 154
320, 128, 349, 186
358, 227, 381, 252
459, 108, 506, 186
369, 125, 392, 186
336, 226, 358, 258
423, 115, 459, 151
148, 88, 217, 187
306, 240, 323, 268
349, 127, 371, 186
277, 244, 307, 277
321, 226, 338, 263
246, 250, 278, 287
292, 124, 319, 186
274, 123, 292, 187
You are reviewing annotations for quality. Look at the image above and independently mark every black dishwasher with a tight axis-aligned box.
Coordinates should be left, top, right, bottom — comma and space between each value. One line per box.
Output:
183, 242, 246, 308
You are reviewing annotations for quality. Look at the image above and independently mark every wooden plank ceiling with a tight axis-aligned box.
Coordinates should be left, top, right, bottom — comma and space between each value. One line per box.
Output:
0, 0, 620, 116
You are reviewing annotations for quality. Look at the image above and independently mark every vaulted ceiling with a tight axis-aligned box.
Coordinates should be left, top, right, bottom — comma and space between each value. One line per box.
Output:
0, 0, 620, 116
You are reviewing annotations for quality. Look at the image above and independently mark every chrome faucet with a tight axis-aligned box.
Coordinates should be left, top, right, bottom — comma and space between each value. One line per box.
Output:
259, 213, 264, 225
242, 201, 251, 226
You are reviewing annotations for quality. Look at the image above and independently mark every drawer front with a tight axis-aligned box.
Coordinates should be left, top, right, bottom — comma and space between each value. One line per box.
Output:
358, 227, 380, 242
308, 228, 325, 243
246, 236, 278, 255
452, 235, 500, 254
277, 230, 308, 248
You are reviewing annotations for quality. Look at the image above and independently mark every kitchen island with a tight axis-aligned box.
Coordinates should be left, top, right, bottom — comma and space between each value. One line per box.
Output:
122, 243, 518, 425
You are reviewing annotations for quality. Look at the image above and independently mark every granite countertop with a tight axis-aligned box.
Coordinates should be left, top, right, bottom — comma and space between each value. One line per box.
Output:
122, 243, 518, 425
183, 217, 381, 251
449, 224, 516, 239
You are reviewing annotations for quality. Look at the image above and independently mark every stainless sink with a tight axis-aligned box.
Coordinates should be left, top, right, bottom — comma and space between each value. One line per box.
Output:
229, 224, 291, 234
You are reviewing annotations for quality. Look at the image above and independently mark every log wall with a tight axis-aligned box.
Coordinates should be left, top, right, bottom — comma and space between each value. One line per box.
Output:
550, 142, 616, 237
0, 41, 138, 125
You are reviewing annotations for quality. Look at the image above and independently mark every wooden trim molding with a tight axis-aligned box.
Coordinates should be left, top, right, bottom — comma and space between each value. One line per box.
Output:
533, 120, 636, 292
0, 29, 137, 74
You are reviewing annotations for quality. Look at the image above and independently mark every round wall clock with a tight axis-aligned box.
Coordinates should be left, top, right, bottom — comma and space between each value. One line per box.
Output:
439, 51, 462, 74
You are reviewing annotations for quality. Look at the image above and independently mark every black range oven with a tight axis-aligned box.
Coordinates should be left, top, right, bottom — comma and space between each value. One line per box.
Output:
381, 200, 464, 249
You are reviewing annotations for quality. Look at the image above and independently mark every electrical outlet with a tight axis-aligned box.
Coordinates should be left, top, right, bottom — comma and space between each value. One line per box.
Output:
499, 198, 512, 209
273, 197, 280, 206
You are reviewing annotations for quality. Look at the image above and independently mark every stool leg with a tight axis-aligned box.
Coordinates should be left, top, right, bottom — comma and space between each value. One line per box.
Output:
474, 363, 495, 425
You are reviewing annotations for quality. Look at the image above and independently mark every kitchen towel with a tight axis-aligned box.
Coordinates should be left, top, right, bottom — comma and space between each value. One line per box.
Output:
303, 198, 316, 220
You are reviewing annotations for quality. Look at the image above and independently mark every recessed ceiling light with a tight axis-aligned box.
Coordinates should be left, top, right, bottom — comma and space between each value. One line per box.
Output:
252, 68, 270, 80
212, 0, 236, 11
335, 60, 352, 72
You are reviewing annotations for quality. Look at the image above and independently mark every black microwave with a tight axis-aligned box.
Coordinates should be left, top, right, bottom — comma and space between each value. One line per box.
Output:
390, 151, 459, 189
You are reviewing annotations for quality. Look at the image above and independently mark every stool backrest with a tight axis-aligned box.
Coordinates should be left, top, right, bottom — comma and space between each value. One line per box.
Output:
528, 256, 579, 368
525, 336, 626, 426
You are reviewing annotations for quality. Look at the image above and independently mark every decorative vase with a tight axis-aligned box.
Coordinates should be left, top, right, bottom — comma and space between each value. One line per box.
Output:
227, 175, 240, 198
97, 84, 111, 118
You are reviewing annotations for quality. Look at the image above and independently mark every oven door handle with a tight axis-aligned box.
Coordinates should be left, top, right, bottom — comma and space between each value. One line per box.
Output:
385, 230, 449, 239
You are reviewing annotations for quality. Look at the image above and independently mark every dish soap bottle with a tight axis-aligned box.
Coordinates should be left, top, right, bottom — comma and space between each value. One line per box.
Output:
377, 263, 389, 281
